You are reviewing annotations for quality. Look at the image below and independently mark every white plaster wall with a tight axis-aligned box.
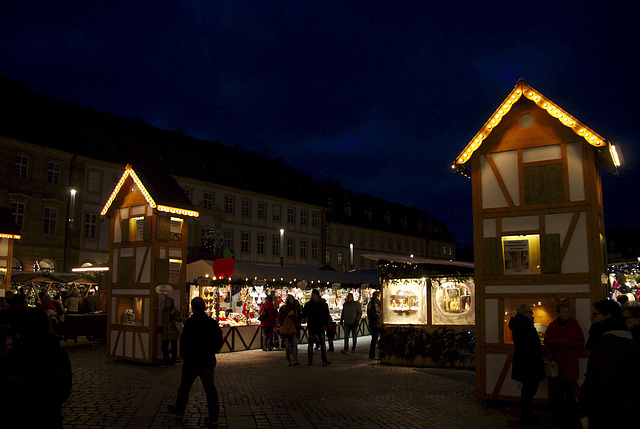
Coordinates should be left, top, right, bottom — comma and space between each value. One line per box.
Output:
481, 155, 508, 209
485, 299, 499, 343
137, 247, 150, 283
0, 238, 8, 256
492, 151, 520, 206
522, 145, 561, 162
566, 142, 585, 201
545, 212, 588, 273
502, 215, 539, 232
483, 218, 497, 238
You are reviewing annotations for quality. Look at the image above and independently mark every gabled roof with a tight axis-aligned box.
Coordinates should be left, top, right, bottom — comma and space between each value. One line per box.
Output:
101, 164, 199, 218
454, 79, 621, 168
0, 207, 21, 239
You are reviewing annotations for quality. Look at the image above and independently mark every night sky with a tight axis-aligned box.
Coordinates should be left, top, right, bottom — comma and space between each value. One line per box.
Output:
1, 2, 638, 246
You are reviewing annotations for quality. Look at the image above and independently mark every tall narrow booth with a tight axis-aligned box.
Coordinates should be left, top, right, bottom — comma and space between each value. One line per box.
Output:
0, 206, 21, 294
101, 165, 199, 363
453, 80, 621, 401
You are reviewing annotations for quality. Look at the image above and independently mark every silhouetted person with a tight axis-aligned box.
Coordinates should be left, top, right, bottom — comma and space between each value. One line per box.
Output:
301, 289, 331, 366
544, 303, 584, 424
581, 299, 640, 428
168, 297, 223, 426
367, 291, 382, 360
0, 308, 72, 428
508, 303, 544, 424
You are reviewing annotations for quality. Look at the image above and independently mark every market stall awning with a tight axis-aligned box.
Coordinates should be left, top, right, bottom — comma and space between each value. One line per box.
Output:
187, 260, 379, 286
11, 272, 68, 283
362, 253, 474, 268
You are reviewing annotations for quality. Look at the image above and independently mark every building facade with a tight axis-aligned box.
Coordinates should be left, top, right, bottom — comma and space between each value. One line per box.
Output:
0, 76, 457, 273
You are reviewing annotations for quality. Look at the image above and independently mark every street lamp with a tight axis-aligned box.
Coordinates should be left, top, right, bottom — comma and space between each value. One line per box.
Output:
64, 188, 77, 272
279, 229, 285, 267
349, 243, 354, 269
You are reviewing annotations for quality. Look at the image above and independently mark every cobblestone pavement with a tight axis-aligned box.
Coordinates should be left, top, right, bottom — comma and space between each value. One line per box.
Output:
60, 338, 557, 429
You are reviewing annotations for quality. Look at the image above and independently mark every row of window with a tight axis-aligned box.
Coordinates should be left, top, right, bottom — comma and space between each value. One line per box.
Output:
13, 155, 62, 185
201, 228, 320, 259
11, 202, 99, 239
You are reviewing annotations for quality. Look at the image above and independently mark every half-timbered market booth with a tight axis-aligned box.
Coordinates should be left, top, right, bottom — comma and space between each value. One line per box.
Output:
187, 258, 379, 352
101, 164, 199, 363
365, 253, 475, 367
0, 206, 21, 295
452, 79, 621, 402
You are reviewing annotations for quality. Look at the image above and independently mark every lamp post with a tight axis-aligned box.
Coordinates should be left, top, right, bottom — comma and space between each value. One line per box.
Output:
64, 188, 77, 273
349, 243, 354, 270
279, 229, 285, 267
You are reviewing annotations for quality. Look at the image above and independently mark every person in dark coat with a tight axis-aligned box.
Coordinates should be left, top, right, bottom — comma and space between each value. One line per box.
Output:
301, 289, 331, 366
367, 291, 382, 360
622, 303, 640, 349
161, 296, 183, 367
0, 308, 72, 428
508, 303, 544, 424
543, 303, 584, 423
259, 295, 277, 351
581, 299, 640, 429
168, 297, 224, 426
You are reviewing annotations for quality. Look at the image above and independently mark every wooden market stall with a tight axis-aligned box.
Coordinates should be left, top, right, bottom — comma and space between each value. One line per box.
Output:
0, 206, 21, 295
186, 258, 379, 352
452, 79, 621, 401
364, 253, 475, 367
101, 164, 199, 363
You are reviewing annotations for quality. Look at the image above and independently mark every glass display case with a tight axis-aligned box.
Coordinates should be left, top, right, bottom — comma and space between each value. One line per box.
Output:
382, 278, 428, 325
431, 278, 475, 325
116, 296, 143, 326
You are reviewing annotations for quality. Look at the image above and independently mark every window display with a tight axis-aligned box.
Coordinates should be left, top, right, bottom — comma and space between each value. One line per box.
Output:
503, 297, 565, 343
382, 278, 428, 325
502, 235, 541, 275
431, 278, 475, 325
116, 296, 143, 326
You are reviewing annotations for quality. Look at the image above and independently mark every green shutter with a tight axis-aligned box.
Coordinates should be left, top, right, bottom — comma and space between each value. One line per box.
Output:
540, 233, 561, 274
524, 164, 564, 205
121, 219, 129, 242
118, 257, 134, 283
156, 216, 171, 241
483, 237, 504, 275
543, 164, 564, 203
143, 216, 152, 241
155, 258, 169, 284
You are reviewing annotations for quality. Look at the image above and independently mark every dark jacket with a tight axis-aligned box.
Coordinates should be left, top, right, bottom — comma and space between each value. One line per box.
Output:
581, 327, 640, 428
180, 311, 223, 364
367, 297, 382, 329
161, 306, 183, 341
508, 314, 544, 382
543, 317, 584, 380
301, 298, 330, 331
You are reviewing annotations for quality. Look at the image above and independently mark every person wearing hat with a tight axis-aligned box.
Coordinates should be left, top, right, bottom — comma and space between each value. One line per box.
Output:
300, 289, 331, 366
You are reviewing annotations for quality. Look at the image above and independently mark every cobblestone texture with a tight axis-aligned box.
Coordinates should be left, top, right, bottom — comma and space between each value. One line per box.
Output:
60, 338, 557, 428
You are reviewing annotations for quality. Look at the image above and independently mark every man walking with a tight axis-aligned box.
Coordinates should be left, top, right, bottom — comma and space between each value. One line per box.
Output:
340, 293, 361, 353
168, 297, 224, 426
301, 289, 331, 366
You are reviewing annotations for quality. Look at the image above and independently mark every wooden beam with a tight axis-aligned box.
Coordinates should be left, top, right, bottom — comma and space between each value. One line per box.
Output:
485, 153, 515, 207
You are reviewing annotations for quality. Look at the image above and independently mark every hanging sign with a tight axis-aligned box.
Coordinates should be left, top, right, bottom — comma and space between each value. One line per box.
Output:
155, 284, 174, 295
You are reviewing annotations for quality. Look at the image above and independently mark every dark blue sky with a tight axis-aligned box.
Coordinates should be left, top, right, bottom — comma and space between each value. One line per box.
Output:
1, 2, 638, 246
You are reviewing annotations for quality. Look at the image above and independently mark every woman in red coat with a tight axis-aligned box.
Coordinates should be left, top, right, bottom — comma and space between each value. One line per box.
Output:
543, 303, 584, 423
259, 294, 277, 351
